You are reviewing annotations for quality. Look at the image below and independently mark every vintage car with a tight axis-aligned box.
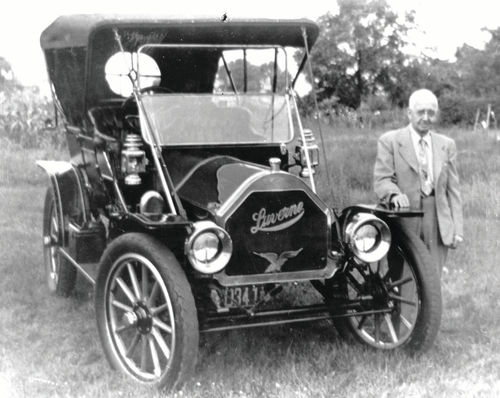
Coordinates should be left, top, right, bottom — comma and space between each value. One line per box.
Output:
38, 15, 442, 389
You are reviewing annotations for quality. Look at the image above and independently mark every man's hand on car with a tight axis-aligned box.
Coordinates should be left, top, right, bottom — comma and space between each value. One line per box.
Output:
390, 193, 410, 208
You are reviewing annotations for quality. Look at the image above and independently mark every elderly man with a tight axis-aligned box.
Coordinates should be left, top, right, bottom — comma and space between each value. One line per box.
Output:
373, 88, 463, 274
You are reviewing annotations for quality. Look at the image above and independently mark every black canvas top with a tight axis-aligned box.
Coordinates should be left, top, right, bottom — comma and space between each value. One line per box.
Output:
41, 15, 319, 49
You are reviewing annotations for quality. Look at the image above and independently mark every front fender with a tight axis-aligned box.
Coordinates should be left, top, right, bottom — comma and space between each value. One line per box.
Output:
338, 204, 424, 262
339, 204, 423, 236
37, 160, 91, 246
342, 204, 422, 219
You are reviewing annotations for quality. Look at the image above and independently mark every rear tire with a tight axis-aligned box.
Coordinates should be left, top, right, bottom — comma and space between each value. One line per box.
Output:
95, 233, 199, 390
332, 224, 442, 354
42, 188, 76, 296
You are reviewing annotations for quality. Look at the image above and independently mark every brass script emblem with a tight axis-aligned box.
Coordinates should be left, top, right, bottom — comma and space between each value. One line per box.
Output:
250, 201, 304, 234
253, 248, 303, 273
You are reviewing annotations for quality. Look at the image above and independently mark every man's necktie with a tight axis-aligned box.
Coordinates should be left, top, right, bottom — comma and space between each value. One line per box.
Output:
418, 138, 433, 196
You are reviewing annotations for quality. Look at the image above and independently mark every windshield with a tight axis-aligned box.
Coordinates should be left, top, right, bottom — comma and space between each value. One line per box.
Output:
133, 44, 293, 146
140, 93, 292, 146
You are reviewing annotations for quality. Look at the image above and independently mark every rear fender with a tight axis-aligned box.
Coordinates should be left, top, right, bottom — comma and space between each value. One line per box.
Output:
37, 160, 91, 247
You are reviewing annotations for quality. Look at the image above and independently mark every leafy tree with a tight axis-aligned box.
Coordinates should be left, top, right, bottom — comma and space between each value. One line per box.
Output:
454, 29, 500, 98
0, 57, 18, 92
305, 0, 416, 109
215, 58, 290, 93
417, 57, 459, 97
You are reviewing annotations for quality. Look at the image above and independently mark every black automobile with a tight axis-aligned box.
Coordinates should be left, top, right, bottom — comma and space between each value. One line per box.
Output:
38, 15, 441, 390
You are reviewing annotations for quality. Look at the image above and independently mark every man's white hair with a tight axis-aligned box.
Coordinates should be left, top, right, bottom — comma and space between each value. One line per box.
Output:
408, 89, 438, 110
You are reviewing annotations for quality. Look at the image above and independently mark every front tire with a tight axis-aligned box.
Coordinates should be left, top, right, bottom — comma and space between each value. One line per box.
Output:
42, 188, 76, 296
332, 224, 442, 353
95, 233, 199, 390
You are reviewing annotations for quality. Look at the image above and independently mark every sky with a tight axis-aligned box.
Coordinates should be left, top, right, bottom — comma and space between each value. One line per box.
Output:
1, 0, 499, 90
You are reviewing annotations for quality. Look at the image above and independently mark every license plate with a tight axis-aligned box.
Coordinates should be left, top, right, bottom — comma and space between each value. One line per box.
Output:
223, 285, 267, 308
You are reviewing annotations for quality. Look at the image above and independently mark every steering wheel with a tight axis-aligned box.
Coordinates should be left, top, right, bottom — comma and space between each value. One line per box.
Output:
121, 86, 173, 131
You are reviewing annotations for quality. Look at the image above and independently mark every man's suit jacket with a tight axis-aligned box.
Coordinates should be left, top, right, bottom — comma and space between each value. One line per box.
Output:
373, 125, 463, 246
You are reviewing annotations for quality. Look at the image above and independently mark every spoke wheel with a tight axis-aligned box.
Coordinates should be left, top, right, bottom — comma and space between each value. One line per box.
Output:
95, 233, 198, 390
342, 248, 419, 349
42, 188, 76, 296
333, 224, 441, 353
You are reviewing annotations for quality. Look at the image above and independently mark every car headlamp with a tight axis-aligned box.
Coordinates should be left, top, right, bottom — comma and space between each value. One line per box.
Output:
186, 221, 232, 274
353, 224, 379, 252
345, 213, 391, 263
192, 232, 219, 263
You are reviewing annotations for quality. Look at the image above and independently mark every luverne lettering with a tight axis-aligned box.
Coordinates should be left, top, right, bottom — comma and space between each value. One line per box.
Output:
250, 202, 305, 234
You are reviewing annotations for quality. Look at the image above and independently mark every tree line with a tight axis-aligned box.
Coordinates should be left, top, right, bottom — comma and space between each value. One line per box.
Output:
302, 0, 500, 126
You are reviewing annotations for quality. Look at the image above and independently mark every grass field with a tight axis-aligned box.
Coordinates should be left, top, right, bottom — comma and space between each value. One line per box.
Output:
0, 128, 499, 397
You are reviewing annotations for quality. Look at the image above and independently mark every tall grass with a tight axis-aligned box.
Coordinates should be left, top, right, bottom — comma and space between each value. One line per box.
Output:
0, 137, 67, 186
304, 119, 500, 220
0, 87, 65, 148
0, 123, 499, 397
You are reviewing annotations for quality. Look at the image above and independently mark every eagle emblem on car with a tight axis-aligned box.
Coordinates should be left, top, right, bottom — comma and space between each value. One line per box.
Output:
253, 248, 303, 273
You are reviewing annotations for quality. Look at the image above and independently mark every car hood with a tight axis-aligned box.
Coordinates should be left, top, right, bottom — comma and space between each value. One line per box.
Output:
166, 151, 268, 214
